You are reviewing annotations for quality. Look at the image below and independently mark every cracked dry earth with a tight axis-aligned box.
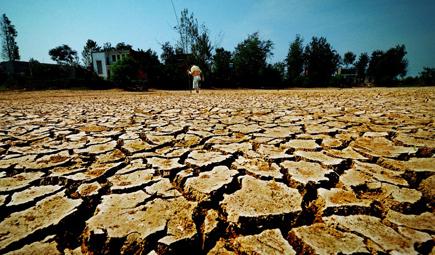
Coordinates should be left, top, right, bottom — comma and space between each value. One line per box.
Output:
0, 88, 434, 255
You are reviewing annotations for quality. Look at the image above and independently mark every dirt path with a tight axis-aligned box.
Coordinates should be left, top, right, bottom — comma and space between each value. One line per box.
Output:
0, 88, 434, 254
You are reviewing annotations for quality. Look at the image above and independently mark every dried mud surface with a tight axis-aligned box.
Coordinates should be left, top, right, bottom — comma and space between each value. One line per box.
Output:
0, 88, 434, 254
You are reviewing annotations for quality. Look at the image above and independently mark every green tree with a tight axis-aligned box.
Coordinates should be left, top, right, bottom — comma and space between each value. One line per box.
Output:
304, 36, 340, 85
115, 42, 133, 51
419, 67, 435, 85
174, 9, 213, 85
212, 47, 232, 87
160, 42, 187, 89
82, 39, 100, 67
0, 14, 20, 61
264, 62, 286, 87
367, 45, 407, 85
175, 9, 199, 54
48, 44, 78, 65
110, 57, 137, 87
103, 42, 112, 51
192, 26, 213, 85
110, 49, 160, 91
286, 35, 304, 85
343, 51, 356, 68
354, 52, 369, 83
232, 32, 273, 87
130, 49, 162, 86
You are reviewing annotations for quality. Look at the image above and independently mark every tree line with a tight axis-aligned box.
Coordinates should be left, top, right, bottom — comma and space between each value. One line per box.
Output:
1, 12, 434, 90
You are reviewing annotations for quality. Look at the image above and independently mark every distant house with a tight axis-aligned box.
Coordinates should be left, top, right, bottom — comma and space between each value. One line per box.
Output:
91, 49, 131, 79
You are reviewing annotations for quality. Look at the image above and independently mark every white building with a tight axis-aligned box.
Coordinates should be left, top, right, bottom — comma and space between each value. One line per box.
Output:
91, 49, 130, 79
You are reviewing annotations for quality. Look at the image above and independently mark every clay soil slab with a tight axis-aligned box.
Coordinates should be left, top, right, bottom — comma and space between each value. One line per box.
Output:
0, 172, 45, 193
184, 166, 238, 202
185, 150, 232, 168
108, 169, 160, 193
280, 139, 320, 151
4, 235, 61, 255
7, 185, 63, 207
386, 210, 435, 232
220, 176, 302, 228
0, 191, 82, 252
323, 215, 416, 254
84, 189, 197, 253
294, 151, 344, 168
232, 229, 296, 255
232, 157, 282, 179
352, 137, 417, 158
288, 223, 368, 254
280, 161, 333, 186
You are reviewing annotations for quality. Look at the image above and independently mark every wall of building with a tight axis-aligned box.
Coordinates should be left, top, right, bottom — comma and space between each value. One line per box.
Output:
92, 52, 108, 79
91, 50, 130, 79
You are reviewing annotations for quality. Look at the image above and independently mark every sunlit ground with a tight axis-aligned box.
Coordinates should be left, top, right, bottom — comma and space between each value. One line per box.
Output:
0, 87, 434, 254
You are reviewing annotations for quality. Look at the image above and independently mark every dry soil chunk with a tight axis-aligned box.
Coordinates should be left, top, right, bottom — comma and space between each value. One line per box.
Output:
147, 157, 184, 177
323, 215, 415, 254
77, 140, 117, 155
378, 157, 435, 173
208, 239, 236, 255
260, 126, 301, 138
354, 161, 408, 186
352, 137, 417, 158
66, 162, 123, 181
0, 191, 81, 252
318, 188, 371, 215
203, 209, 219, 243
212, 142, 253, 155
391, 187, 422, 203
95, 149, 125, 164
321, 138, 343, 149
84, 189, 197, 252
256, 144, 292, 160
145, 134, 174, 145
0, 155, 37, 170
395, 132, 435, 147
184, 166, 238, 202
145, 178, 182, 198
339, 168, 377, 188
108, 169, 160, 193
280, 139, 320, 151
0, 171, 45, 192
26, 150, 71, 169
221, 176, 302, 227
294, 151, 344, 168
232, 229, 296, 255
77, 182, 102, 197
280, 161, 333, 185
386, 210, 435, 232
5, 235, 61, 255
185, 150, 231, 168
115, 159, 148, 175
228, 124, 262, 134
305, 125, 338, 135
0, 194, 6, 206
233, 157, 282, 179
288, 223, 368, 254
325, 147, 368, 160
49, 166, 86, 177
7, 185, 63, 207
418, 175, 435, 199
122, 139, 153, 154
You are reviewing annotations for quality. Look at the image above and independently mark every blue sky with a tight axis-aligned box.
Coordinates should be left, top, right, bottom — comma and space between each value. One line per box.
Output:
2, 0, 435, 76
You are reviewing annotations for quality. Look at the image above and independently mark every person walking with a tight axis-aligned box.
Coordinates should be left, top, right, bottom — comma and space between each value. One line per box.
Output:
187, 65, 203, 93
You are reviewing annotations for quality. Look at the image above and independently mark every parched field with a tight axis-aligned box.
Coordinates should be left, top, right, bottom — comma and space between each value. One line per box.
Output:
0, 88, 434, 254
